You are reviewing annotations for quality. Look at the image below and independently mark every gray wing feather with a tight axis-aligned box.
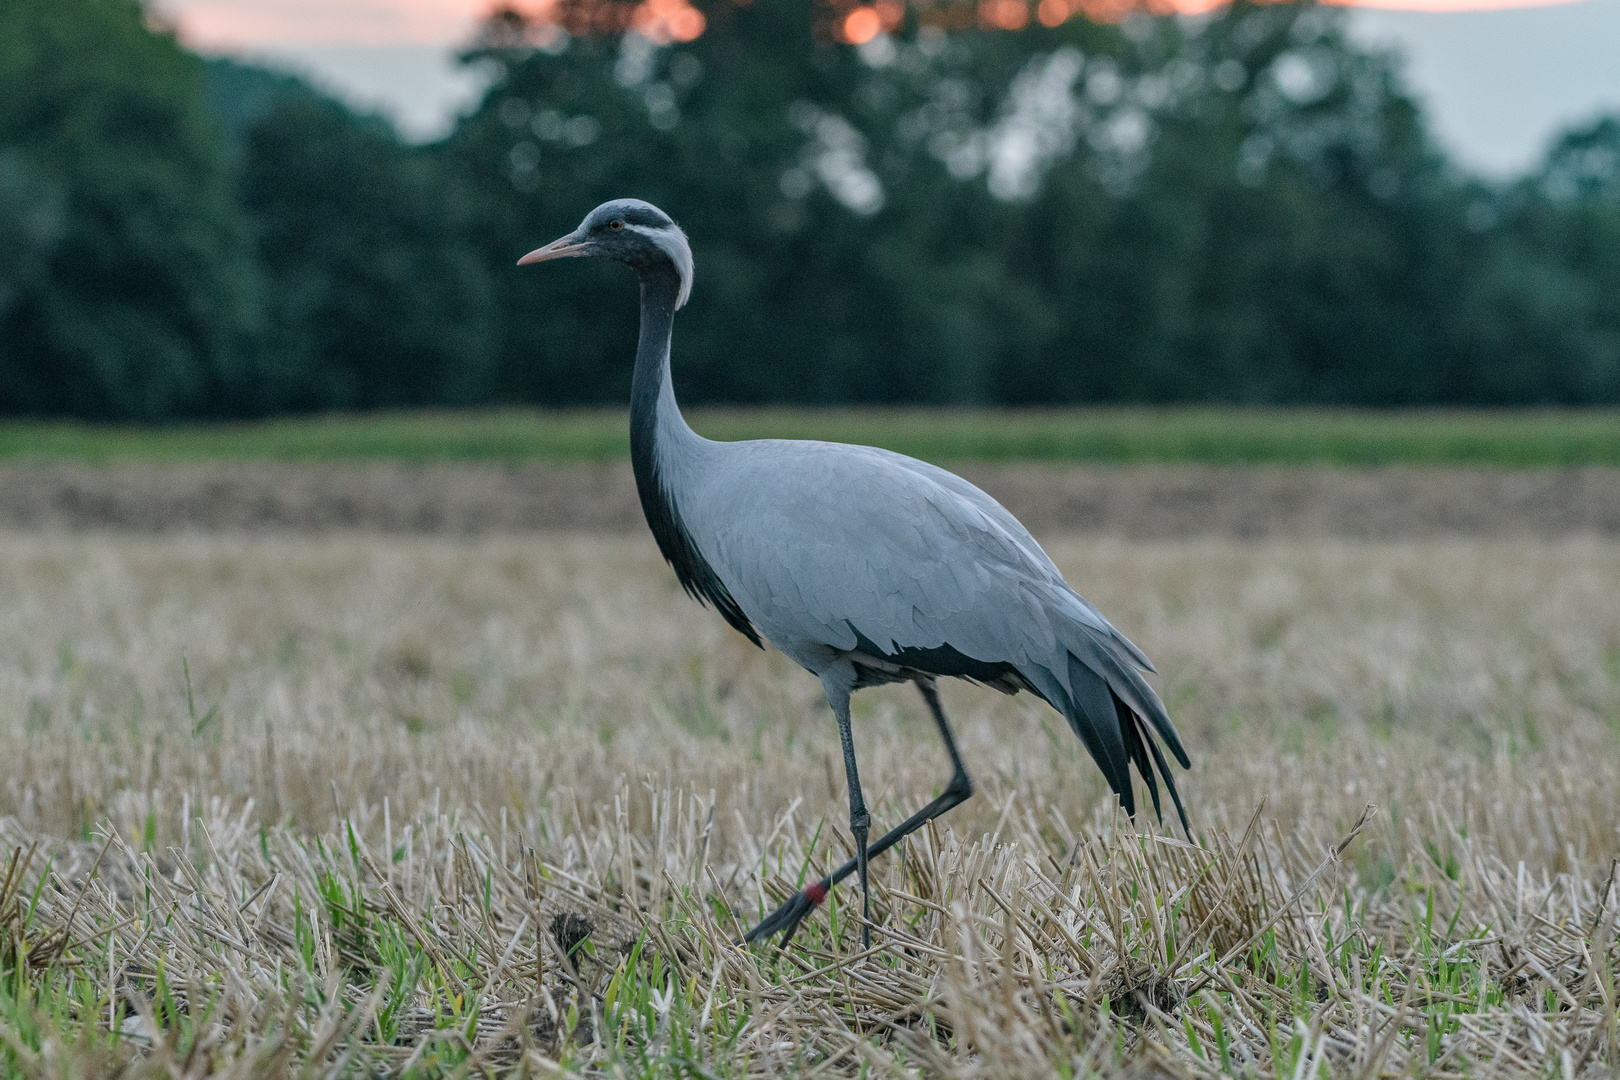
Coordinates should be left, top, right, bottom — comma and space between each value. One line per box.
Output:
677, 438, 1189, 824
884, 449, 1159, 674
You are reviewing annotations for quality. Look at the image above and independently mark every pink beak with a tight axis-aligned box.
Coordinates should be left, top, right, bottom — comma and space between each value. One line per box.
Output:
517, 232, 591, 265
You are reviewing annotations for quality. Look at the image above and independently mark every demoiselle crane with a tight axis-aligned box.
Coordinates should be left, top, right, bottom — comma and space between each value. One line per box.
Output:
520, 199, 1190, 948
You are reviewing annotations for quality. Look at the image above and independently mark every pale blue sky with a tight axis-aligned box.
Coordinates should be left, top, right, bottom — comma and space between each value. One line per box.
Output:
1349, 0, 1620, 176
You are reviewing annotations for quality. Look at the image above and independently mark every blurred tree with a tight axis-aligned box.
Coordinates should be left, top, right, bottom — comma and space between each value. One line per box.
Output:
202, 57, 315, 152
1472, 117, 1620, 404
442, 0, 1134, 406
1, 0, 1616, 416
0, 0, 255, 417
0, 152, 64, 328
447, 0, 1606, 408
235, 92, 498, 411
1008, 3, 1471, 404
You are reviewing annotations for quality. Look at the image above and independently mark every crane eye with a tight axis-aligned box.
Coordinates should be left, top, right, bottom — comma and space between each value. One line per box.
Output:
608, 219, 624, 231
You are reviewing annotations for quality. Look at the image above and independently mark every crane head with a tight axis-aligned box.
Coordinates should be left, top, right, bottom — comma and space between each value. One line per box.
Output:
518, 198, 693, 309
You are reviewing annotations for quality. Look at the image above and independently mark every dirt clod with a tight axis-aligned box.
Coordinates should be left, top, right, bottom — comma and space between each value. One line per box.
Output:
550, 912, 594, 965
1100, 957, 1183, 1022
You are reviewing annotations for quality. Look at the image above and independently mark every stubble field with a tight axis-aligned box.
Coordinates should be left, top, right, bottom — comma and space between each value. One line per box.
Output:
2, 526, 1619, 1077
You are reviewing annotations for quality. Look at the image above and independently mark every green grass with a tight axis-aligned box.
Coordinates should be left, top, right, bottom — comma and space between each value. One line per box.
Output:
0, 407, 1616, 465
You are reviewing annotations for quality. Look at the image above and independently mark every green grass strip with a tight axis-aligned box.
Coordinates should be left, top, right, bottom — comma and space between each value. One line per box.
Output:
0, 407, 1614, 465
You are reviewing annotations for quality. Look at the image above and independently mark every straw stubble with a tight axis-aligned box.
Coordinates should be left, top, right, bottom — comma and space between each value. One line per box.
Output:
0, 532, 1617, 1076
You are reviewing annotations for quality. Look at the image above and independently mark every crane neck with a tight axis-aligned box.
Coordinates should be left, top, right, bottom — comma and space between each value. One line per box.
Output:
629, 262, 700, 473
626, 260, 761, 646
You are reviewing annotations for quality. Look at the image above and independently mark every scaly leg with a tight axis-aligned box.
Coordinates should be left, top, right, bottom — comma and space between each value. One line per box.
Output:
744, 678, 974, 946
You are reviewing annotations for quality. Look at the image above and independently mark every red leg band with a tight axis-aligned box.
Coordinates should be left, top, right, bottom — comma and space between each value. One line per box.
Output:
803, 881, 829, 905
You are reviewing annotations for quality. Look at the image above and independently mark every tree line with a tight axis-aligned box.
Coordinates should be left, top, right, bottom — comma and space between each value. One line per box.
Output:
2, 0, 1617, 418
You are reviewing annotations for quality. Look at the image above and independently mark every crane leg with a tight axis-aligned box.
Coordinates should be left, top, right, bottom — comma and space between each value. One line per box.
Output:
742, 677, 974, 948
830, 685, 874, 950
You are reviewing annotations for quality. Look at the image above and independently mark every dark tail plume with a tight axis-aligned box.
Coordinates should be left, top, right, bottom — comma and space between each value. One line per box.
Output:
1024, 648, 1192, 839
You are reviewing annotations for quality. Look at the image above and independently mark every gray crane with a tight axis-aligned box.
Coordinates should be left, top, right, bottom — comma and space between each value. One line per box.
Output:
521, 198, 1190, 948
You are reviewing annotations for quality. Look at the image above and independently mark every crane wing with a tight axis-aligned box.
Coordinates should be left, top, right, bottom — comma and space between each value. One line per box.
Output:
677, 439, 1190, 828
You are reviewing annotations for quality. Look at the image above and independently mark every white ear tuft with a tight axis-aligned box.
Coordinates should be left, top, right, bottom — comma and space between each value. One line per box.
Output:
629, 223, 694, 309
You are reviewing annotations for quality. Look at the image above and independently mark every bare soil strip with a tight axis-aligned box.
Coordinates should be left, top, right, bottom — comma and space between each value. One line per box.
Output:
0, 462, 1616, 536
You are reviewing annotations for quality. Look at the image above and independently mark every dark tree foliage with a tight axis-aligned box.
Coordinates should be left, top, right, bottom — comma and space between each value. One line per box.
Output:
1472, 117, 1620, 404
443, 0, 1138, 406
444, 0, 1620, 408
235, 92, 497, 411
1, 0, 1617, 416
0, 0, 253, 418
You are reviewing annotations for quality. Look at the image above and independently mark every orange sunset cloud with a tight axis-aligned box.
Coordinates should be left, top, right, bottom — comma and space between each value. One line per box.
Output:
157, 0, 1589, 48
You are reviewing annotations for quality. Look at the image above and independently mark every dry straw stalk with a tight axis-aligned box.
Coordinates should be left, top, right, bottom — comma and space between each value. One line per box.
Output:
0, 532, 1615, 1077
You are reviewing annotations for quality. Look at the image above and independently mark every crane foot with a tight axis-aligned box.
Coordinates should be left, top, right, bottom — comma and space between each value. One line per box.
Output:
741, 878, 831, 946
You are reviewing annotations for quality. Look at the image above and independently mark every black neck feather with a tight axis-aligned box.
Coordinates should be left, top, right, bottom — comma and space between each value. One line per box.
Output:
629, 264, 761, 647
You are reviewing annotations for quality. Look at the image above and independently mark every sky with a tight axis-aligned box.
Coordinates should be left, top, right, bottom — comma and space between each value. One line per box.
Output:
151, 0, 1620, 176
